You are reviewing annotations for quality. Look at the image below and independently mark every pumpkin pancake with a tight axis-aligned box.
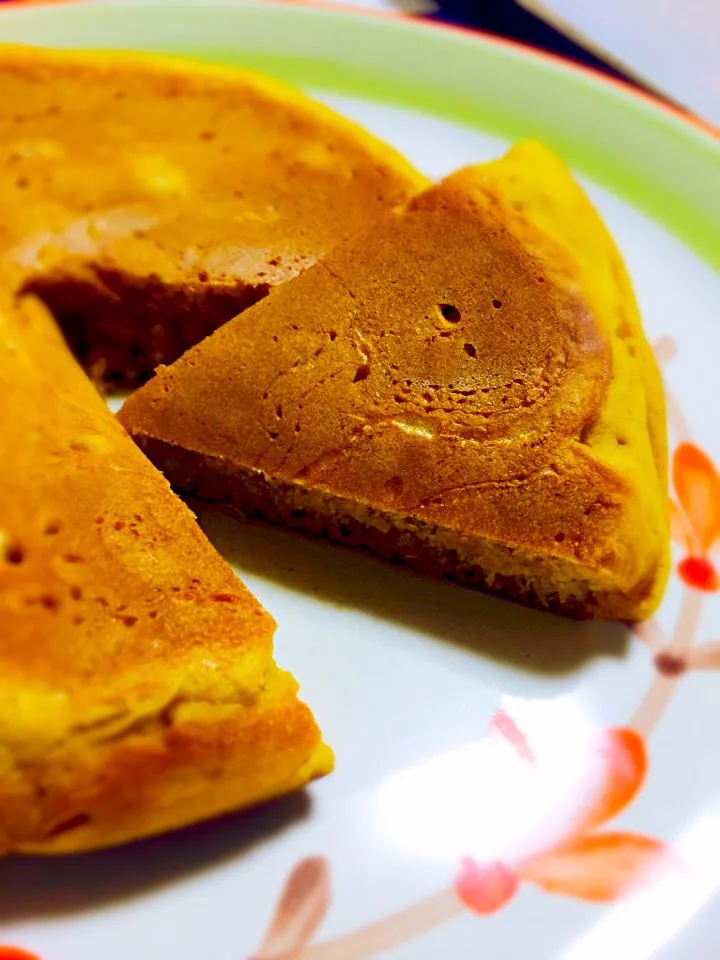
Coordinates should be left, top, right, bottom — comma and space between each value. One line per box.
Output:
0, 295, 332, 855
0, 44, 425, 387
120, 141, 669, 621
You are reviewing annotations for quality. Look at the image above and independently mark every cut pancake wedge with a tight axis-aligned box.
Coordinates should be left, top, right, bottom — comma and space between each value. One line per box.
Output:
0, 296, 331, 855
120, 141, 669, 620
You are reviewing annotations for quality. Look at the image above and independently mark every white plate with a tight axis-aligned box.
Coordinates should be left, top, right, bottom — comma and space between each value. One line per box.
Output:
0, 4, 719, 959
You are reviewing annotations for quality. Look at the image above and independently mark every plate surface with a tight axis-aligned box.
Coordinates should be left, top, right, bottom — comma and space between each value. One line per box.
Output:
0, 4, 719, 959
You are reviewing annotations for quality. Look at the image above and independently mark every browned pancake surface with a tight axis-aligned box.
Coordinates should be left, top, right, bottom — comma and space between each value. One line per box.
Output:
119, 156, 668, 619
0, 296, 331, 854
0, 46, 424, 385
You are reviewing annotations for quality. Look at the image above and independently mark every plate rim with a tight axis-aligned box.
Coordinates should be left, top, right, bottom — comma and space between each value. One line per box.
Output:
0, 0, 718, 272
5, 0, 718, 145
288, 0, 720, 144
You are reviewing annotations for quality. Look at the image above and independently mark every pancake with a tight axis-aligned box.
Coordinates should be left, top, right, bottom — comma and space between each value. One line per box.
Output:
0, 44, 425, 387
0, 296, 332, 855
119, 141, 669, 621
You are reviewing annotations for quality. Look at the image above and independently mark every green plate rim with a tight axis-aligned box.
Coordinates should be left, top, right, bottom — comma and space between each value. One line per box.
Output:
0, 0, 718, 270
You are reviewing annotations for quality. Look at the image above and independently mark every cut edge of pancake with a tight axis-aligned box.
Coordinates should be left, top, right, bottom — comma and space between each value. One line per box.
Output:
0, 295, 332, 855
118, 141, 669, 622
0, 43, 428, 389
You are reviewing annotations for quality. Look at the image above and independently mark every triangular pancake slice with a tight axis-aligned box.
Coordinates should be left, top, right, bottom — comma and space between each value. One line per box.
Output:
0, 296, 331, 854
120, 142, 669, 621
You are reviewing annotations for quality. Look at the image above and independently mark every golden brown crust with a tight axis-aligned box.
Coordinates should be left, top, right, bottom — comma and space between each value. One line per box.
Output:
0, 44, 425, 384
0, 297, 332, 854
119, 143, 669, 620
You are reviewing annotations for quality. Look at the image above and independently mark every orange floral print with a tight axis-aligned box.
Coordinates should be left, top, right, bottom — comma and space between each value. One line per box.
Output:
0, 949, 41, 960
254, 857, 331, 960
670, 442, 720, 591
456, 715, 668, 915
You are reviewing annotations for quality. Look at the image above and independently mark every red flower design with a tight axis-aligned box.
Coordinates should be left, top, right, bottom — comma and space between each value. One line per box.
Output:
456, 714, 668, 915
253, 857, 331, 960
456, 858, 518, 914
671, 443, 720, 591
0, 949, 40, 960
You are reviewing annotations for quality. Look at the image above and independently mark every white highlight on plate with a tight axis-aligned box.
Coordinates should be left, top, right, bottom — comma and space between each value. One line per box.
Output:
368, 694, 603, 865
561, 806, 720, 960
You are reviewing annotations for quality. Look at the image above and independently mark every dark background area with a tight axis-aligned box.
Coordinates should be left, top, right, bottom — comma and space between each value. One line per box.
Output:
429, 0, 639, 87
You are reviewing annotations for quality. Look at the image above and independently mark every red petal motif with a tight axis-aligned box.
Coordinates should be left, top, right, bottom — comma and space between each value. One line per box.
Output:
573, 728, 647, 835
254, 857, 332, 960
489, 709, 535, 763
521, 833, 667, 902
678, 556, 719, 592
455, 858, 518, 915
0, 950, 41, 960
673, 443, 720, 555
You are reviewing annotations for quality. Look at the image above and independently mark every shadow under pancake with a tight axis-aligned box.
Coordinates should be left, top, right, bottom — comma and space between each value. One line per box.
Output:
0, 791, 309, 922
0, 517, 631, 923
198, 506, 631, 676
